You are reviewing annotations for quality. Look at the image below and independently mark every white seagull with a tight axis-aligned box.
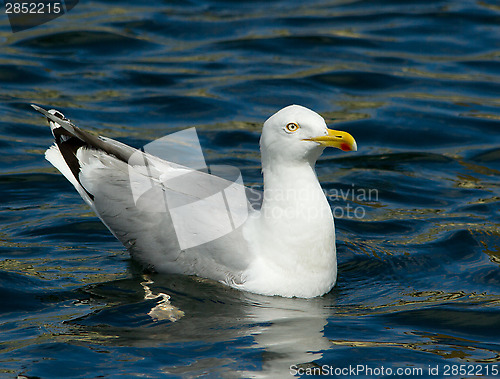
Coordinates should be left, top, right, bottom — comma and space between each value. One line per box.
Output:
33, 104, 357, 298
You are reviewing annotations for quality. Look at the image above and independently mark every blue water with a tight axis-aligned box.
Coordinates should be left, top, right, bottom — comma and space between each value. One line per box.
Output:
1, 0, 500, 377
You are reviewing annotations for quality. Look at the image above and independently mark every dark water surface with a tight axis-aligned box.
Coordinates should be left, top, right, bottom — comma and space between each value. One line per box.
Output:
1, 0, 500, 377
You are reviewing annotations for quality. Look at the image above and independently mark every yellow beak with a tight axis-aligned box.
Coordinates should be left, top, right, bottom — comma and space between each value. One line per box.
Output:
304, 129, 357, 152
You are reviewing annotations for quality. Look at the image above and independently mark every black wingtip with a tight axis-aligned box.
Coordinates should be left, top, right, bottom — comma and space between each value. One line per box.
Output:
31, 104, 67, 121
48, 109, 69, 121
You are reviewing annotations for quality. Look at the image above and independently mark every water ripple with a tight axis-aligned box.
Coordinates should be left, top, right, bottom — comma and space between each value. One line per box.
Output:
0, 0, 499, 376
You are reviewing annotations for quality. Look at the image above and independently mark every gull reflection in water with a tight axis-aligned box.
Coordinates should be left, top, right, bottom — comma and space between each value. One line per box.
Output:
140, 275, 333, 377
240, 293, 332, 377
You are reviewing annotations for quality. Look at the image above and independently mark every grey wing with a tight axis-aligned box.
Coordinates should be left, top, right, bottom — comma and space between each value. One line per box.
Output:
35, 105, 257, 282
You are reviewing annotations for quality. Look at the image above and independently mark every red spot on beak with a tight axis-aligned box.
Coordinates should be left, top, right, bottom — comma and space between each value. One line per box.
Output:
340, 143, 351, 151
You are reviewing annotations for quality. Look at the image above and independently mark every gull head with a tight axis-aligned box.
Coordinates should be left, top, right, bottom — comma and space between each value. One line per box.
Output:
260, 105, 357, 166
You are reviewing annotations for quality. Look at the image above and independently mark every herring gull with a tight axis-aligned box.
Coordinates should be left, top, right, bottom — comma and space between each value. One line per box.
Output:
32, 104, 357, 298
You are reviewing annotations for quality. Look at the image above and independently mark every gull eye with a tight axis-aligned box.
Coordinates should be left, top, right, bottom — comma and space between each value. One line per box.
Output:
285, 122, 299, 133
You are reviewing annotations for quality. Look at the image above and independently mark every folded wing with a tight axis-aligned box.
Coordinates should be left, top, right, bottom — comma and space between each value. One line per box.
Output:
34, 105, 255, 284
